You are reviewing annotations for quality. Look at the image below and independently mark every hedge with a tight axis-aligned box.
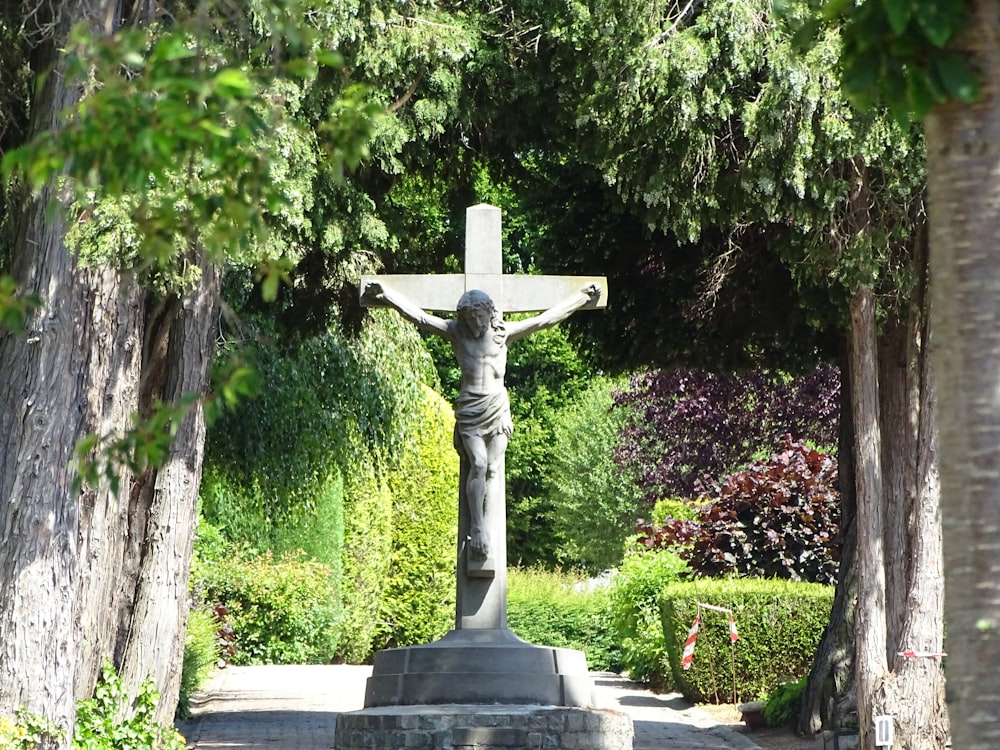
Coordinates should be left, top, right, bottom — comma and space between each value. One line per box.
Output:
507, 567, 621, 672
375, 385, 458, 650
660, 578, 833, 703
192, 546, 340, 665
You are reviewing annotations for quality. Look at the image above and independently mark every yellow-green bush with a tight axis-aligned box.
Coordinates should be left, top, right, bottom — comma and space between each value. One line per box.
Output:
607, 548, 691, 687
375, 386, 458, 650
178, 605, 221, 716
338, 455, 393, 662
659, 578, 833, 703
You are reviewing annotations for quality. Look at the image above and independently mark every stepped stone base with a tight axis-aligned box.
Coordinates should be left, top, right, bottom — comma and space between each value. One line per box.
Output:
364, 629, 596, 709
334, 704, 633, 750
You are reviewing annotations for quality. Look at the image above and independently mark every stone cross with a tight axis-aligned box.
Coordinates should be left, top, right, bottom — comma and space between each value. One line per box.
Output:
360, 204, 607, 632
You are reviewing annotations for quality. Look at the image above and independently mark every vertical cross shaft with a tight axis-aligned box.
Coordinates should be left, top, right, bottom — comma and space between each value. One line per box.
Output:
360, 205, 606, 631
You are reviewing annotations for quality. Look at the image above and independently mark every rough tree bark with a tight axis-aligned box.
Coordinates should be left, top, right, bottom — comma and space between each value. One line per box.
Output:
926, 2, 1000, 746
798, 354, 858, 735
802, 187, 947, 746
1, 2, 221, 740
850, 284, 890, 750
0, 7, 131, 741
116, 259, 220, 725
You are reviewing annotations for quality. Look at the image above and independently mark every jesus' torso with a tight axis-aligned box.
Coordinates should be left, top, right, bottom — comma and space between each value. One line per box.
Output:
449, 323, 508, 395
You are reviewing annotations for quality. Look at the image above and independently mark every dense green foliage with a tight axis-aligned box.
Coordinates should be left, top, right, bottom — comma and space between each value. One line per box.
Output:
192, 545, 339, 665
763, 675, 808, 727
607, 548, 691, 686
74, 660, 185, 749
547, 377, 644, 573
806, 0, 977, 121
338, 458, 393, 662
178, 606, 222, 718
507, 568, 621, 673
660, 579, 833, 703
375, 386, 458, 650
199, 307, 443, 663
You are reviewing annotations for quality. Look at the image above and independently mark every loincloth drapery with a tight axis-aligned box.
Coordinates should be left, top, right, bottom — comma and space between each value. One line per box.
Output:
453, 388, 513, 450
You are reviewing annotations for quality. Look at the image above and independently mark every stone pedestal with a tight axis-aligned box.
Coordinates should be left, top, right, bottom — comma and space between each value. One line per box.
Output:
363, 628, 596, 709
334, 704, 633, 750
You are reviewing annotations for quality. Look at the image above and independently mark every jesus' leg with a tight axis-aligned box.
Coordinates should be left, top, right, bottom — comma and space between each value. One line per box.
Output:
462, 434, 490, 560
481, 431, 508, 555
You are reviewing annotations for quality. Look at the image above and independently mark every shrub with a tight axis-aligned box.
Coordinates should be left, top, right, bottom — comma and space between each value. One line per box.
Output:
375, 385, 458, 650
0, 710, 62, 750
338, 455, 393, 663
507, 567, 621, 672
199, 466, 345, 579
613, 365, 839, 501
638, 438, 840, 584
607, 548, 690, 687
650, 497, 699, 526
178, 606, 222, 717
74, 658, 185, 749
763, 675, 808, 727
192, 546, 339, 665
659, 578, 833, 703
548, 377, 645, 574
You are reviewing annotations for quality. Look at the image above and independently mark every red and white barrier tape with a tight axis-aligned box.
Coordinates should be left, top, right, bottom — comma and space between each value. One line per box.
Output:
681, 614, 700, 671
898, 650, 947, 659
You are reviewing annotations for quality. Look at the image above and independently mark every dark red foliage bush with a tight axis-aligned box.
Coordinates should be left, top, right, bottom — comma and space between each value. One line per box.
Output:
614, 365, 840, 503
637, 438, 840, 584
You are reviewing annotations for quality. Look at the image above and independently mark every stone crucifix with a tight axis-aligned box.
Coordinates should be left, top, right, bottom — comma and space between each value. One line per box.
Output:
360, 204, 607, 631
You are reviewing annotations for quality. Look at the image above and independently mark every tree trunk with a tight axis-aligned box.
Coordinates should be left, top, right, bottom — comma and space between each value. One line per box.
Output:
926, 2, 1000, 746
851, 284, 890, 750
72, 272, 144, 701
799, 351, 857, 736
117, 259, 220, 724
1, 3, 216, 737
0, 15, 126, 744
877, 226, 948, 749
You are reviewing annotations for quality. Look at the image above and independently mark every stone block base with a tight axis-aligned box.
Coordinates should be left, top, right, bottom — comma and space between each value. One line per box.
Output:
334, 704, 633, 750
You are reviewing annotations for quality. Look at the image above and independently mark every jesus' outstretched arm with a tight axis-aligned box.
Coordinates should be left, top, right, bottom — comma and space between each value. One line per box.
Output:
361, 280, 452, 338
505, 282, 602, 344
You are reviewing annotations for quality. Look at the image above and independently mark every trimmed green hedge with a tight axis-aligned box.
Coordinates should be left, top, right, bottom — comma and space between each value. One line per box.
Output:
507, 568, 621, 672
337, 455, 393, 662
659, 578, 833, 703
375, 385, 458, 650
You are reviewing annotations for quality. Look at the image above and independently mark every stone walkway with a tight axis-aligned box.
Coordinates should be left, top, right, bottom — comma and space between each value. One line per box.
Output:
175, 664, 765, 750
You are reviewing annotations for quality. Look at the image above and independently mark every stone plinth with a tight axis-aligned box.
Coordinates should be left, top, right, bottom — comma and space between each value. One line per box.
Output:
363, 628, 596, 709
334, 704, 633, 750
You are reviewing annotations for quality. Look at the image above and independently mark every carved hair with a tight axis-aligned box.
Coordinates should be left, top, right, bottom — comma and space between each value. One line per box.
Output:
456, 289, 505, 339
457, 289, 494, 312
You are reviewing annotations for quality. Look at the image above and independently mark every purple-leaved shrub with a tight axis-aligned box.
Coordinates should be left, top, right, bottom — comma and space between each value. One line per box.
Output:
637, 438, 840, 584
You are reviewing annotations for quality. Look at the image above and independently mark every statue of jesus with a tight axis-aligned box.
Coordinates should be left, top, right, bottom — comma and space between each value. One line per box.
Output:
361, 279, 602, 561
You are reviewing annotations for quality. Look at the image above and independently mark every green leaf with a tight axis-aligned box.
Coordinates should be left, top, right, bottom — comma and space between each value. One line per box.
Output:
316, 50, 343, 67
213, 69, 254, 97
914, 0, 962, 47
905, 67, 941, 121
821, 0, 852, 21
199, 120, 232, 138
934, 51, 981, 103
841, 47, 882, 108
790, 19, 822, 53
883, 0, 912, 35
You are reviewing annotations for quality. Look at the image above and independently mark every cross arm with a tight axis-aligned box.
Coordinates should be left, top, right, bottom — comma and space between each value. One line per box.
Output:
360, 273, 608, 314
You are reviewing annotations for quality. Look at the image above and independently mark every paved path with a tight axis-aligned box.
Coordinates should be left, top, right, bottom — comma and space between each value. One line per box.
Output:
176, 665, 763, 750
